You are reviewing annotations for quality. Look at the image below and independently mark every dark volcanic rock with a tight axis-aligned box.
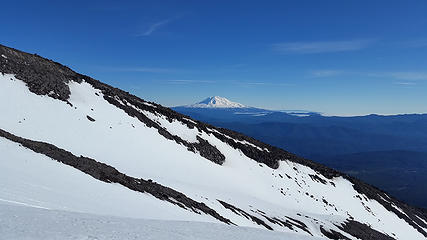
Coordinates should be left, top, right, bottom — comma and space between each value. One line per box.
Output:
320, 220, 396, 240
338, 220, 395, 240
194, 136, 225, 164
86, 115, 95, 122
320, 226, 351, 240
217, 200, 272, 230
0, 45, 81, 101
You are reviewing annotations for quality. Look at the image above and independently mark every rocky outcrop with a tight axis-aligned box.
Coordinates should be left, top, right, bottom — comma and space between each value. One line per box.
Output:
217, 200, 273, 230
338, 220, 395, 240
0, 45, 81, 101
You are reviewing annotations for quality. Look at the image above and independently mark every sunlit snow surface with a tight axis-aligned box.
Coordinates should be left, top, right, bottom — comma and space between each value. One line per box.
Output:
0, 203, 323, 240
0, 74, 425, 239
0, 137, 211, 222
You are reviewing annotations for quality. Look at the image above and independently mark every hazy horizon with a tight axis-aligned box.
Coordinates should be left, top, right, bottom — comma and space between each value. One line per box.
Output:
169, 95, 427, 117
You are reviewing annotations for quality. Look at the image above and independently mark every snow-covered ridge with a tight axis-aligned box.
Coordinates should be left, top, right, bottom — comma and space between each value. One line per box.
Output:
187, 96, 247, 108
1, 44, 427, 240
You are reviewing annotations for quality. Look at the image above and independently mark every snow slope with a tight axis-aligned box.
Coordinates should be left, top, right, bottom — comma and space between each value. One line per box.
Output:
0, 203, 323, 240
0, 136, 211, 222
1, 44, 427, 240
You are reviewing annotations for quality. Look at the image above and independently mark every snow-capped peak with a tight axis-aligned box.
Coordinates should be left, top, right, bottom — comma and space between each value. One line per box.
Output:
187, 96, 246, 108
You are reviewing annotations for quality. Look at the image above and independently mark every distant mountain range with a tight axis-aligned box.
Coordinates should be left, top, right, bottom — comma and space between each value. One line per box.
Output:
185, 96, 247, 108
173, 97, 427, 208
175, 96, 320, 119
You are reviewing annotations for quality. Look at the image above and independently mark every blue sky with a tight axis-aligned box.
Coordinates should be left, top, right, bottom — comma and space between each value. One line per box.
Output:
2, 0, 427, 115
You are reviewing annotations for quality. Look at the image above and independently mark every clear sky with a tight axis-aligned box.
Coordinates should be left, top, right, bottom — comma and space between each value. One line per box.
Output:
2, 0, 427, 116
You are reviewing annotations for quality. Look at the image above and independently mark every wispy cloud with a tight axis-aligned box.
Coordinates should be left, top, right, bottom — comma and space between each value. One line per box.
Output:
400, 39, 427, 48
138, 19, 173, 37
166, 80, 216, 84
311, 69, 427, 87
273, 39, 374, 54
393, 81, 417, 86
104, 67, 174, 73
311, 70, 343, 78
388, 72, 427, 81
366, 71, 427, 81
97, 65, 197, 74
234, 81, 295, 87
229, 63, 247, 68
165, 80, 294, 86
244, 82, 266, 85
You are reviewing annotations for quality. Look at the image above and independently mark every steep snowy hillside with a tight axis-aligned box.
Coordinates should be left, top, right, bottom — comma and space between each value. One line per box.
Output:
1, 44, 427, 240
